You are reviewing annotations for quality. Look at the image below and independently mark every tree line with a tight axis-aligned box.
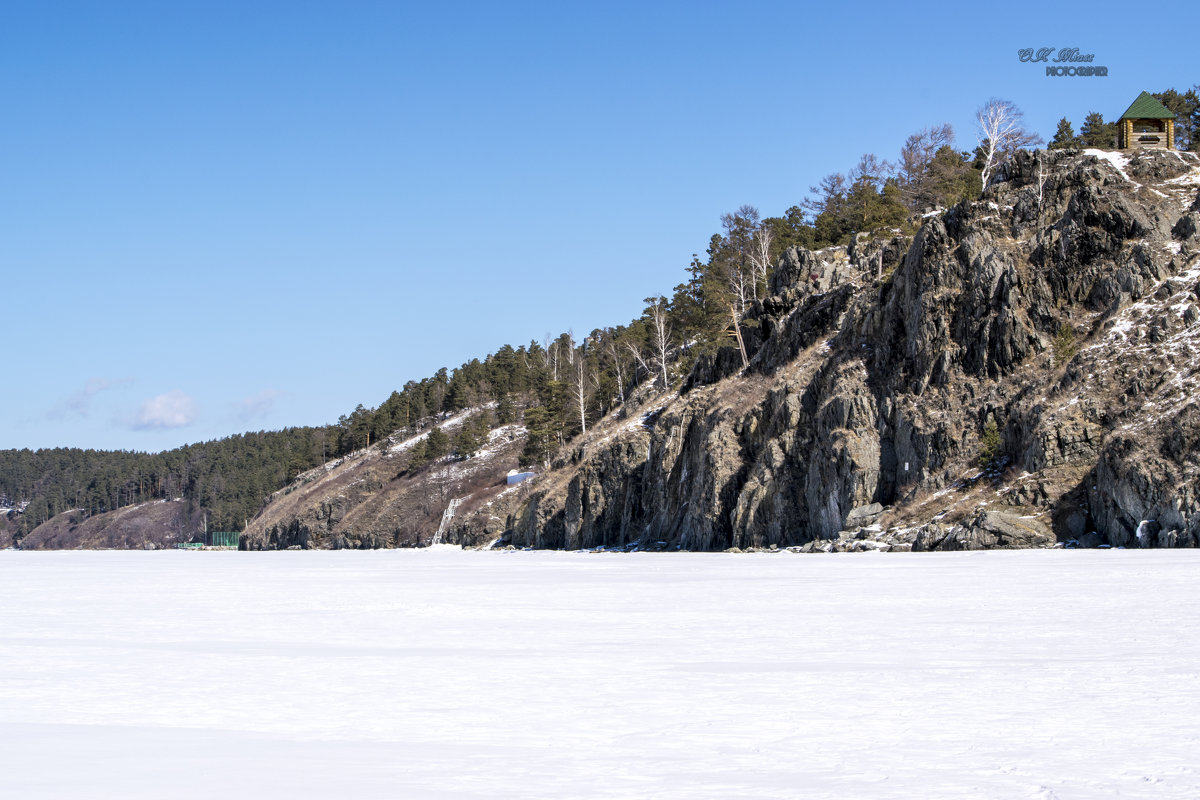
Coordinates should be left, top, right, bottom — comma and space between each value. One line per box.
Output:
0, 429, 332, 539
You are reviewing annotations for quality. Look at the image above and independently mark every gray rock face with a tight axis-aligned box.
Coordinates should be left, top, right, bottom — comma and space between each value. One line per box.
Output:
486, 149, 1200, 551
844, 503, 884, 529
1091, 423, 1200, 549
914, 511, 1055, 551
512, 434, 650, 550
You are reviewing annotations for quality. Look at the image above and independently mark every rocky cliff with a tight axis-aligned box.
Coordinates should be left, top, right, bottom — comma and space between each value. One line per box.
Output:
461, 147, 1200, 551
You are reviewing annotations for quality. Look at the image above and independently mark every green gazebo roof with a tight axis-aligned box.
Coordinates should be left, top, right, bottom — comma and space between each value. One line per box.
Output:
1119, 91, 1176, 120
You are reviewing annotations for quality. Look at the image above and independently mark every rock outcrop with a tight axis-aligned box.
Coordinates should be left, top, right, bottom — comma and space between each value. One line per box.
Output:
465, 148, 1200, 551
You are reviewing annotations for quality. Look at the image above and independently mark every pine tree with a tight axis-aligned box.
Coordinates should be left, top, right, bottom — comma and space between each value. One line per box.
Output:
453, 413, 488, 458
1153, 87, 1200, 151
1079, 112, 1116, 149
924, 146, 980, 207
761, 206, 815, 253
520, 406, 558, 468
898, 123, 956, 211
496, 393, 516, 424
406, 439, 429, 472
977, 420, 1004, 472
424, 427, 450, 460
1048, 118, 1079, 150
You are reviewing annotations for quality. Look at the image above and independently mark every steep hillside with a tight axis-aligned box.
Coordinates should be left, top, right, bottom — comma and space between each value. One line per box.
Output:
241, 410, 528, 549
461, 148, 1200, 551
20, 499, 203, 550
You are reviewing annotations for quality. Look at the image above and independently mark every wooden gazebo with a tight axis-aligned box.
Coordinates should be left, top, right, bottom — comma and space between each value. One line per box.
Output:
1118, 91, 1176, 150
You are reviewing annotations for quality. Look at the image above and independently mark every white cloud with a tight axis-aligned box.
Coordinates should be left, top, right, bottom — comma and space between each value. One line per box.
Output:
238, 389, 283, 423
48, 377, 132, 419
132, 390, 197, 430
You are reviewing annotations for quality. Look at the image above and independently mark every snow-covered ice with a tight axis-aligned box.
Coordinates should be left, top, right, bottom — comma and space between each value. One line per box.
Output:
2, 550, 1199, 799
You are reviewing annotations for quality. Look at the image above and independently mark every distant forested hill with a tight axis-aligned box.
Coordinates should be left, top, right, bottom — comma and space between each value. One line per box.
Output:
0, 430, 330, 538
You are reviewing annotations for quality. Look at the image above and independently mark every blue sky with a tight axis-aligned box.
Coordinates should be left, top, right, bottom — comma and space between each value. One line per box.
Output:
2, 0, 1196, 452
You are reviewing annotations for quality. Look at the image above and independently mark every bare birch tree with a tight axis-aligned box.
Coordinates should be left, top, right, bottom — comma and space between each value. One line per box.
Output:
626, 341, 649, 389
728, 304, 749, 370
727, 259, 751, 321
719, 205, 759, 318
543, 330, 575, 383
568, 353, 595, 436
630, 297, 674, 390
605, 338, 626, 404
748, 225, 773, 302
977, 98, 1043, 190
1036, 158, 1047, 209
540, 333, 556, 380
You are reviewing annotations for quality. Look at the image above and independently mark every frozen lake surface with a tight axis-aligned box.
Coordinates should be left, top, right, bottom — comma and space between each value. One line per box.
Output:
2, 549, 1198, 799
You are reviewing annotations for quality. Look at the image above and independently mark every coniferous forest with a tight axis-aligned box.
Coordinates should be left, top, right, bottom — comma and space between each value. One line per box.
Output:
4, 87, 1197, 545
